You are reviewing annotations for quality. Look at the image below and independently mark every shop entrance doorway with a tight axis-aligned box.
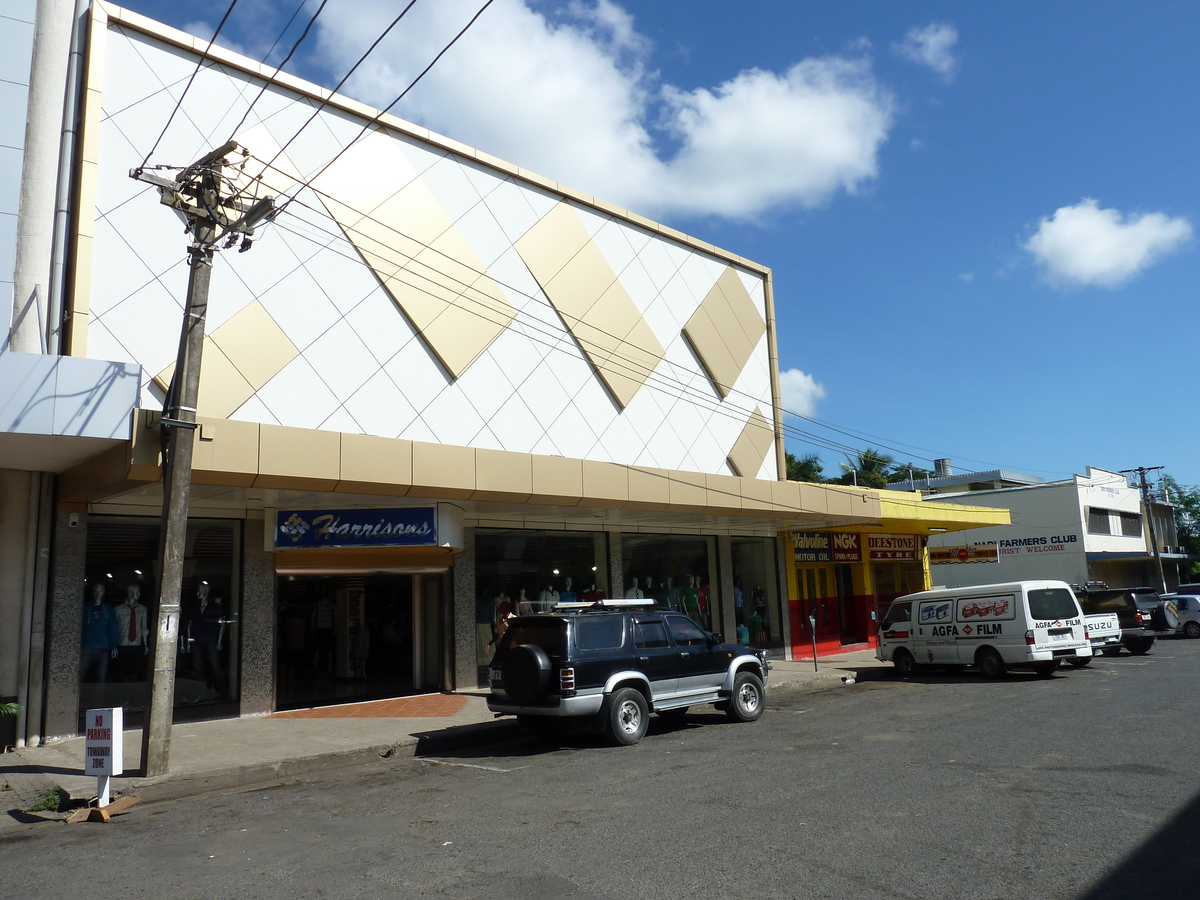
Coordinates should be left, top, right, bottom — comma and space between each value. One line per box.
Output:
276, 571, 444, 711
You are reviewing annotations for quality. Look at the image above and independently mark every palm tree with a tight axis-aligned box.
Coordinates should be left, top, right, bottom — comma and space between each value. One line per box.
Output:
838, 448, 894, 489
786, 452, 825, 483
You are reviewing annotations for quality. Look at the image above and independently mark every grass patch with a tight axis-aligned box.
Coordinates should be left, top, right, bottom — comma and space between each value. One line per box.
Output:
28, 787, 64, 812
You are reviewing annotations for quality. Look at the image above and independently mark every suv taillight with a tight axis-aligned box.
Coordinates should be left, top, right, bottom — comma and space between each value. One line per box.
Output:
559, 667, 575, 693
1135, 611, 1145, 626
1025, 630, 1035, 645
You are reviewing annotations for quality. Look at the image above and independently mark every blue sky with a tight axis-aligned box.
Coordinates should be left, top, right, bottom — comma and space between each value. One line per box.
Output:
119, 0, 1200, 490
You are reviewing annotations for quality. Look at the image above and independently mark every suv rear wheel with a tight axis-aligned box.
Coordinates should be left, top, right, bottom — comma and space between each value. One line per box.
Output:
604, 687, 649, 746
1123, 635, 1155, 655
726, 671, 765, 722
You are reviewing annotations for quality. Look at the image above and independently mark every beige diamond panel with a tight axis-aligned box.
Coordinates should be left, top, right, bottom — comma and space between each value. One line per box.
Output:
310, 128, 516, 379
727, 406, 775, 478
515, 201, 665, 409
682, 265, 767, 398
155, 300, 299, 419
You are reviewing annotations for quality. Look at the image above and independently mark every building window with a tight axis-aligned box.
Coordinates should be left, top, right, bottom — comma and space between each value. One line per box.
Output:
474, 529, 608, 670
82, 516, 241, 724
622, 534, 717, 631
1087, 508, 1112, 534
730, 536, 780, 645
1118, 512, 1142, 537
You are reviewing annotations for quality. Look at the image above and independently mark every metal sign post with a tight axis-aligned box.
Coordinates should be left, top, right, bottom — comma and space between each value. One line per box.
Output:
84, 707, 123, 806
808, 613, 818, 672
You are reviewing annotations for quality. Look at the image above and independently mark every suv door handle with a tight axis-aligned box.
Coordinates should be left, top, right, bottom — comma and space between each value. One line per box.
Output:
639, 656, 649, 661
680, 651, 690, 657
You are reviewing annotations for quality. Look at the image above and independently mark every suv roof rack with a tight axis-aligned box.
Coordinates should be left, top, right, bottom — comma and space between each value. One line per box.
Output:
551, 598, 657, 610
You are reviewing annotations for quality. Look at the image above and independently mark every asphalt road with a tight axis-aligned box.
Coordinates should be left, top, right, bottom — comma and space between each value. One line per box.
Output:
6, 640, 1200, 900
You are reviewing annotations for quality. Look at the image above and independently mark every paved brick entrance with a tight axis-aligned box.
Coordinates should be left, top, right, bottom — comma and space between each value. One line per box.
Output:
267, 694, 468, 719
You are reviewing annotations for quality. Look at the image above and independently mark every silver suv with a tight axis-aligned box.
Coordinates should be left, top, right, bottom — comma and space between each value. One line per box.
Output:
487, 599, 769, 745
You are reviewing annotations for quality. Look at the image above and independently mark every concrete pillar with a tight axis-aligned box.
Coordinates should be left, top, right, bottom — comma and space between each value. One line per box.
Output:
452, 527, 477, 690
607, 530, 623, 599
9, 0, 74, 352
775, 533, 793, 659
717, 535, 736, 641
44, 507, 87, 738
239, 518, 275, 715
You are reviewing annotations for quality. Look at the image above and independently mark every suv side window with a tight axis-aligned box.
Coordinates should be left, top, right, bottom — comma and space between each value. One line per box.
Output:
574, 616, 627, 651
633, 619, 669, 649
667, 616, 708, 647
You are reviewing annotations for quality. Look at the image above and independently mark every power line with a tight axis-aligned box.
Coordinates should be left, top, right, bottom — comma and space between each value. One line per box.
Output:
225, 0, 330, 141
140, 0, 240, 169
276, 0, 498, 215
250, 0, 422, 192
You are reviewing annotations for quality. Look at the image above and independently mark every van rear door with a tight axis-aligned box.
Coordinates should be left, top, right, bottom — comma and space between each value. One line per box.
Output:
1026, 587, 1089, 653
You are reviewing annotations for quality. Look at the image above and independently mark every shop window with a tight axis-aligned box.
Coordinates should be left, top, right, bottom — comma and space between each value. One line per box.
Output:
622, 534, 717, 631
731, 536, 780, 645
82, 516, 241, 724
475, 529, 607, 671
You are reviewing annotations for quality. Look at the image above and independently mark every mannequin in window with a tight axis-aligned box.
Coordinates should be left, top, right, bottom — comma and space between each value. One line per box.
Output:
582, 582, 605, 603
696, 576, 710, 617
114, 583, 149, 682
537, 583, 559, 612
625, 576, 644, 600
484, 598, 514, 653
665, 576, 680, 611
558, 577, 577, 605
492, 589, 512, 626
681, 575, 702, 624
351, 621, 370, 681
188, 583, 229, 700
81, 583, 118, 684
733, 577, 744, 611
517, 588, 533, 615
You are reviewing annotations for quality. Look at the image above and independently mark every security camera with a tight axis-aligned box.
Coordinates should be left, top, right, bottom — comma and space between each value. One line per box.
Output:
68, 513, 80, 528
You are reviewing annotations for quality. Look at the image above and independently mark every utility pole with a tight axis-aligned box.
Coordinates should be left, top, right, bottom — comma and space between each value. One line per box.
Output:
1121, 466, 1168, 594
131, 143, 275, 775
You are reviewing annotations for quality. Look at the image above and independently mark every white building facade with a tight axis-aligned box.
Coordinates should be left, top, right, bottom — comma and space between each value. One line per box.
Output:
925, 467, 1185, 591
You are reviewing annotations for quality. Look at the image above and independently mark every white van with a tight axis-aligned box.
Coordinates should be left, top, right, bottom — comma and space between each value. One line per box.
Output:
876, 580, 1091, 678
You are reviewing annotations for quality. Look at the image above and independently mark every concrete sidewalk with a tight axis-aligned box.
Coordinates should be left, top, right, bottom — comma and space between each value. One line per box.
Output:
1, 648, 887, 820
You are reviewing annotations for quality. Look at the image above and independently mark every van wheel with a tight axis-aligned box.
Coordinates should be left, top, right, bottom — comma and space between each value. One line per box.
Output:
603, 687, 649, 745
1033, 660, 1060, 678
977, 648, 1006, 679
893, 649, 917, 677
1067, 656, 1091, 668
1184, 621, 1200, 639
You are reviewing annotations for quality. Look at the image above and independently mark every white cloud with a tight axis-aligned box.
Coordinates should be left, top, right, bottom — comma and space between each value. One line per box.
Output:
894, 23, 959, 81
312, 0, 893, 221
1024, 198, 1192, 287
779, 368, 827, 417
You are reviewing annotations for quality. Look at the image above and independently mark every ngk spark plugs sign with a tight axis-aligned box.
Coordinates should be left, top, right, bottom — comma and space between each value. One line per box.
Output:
868, 534, 919, 560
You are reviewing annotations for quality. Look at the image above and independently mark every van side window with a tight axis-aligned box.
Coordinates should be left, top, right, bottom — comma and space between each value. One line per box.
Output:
883, 601, 911, 628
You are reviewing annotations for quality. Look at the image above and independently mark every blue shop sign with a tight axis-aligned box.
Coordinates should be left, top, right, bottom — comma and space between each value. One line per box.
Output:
276, 508, 437, 549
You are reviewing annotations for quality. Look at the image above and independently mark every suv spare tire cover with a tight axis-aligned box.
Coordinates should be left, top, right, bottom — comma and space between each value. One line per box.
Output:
503, 644, 552, 704
1153, 600, 1180, 631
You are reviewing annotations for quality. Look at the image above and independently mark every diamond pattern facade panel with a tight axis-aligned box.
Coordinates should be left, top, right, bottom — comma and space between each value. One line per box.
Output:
81, 18, 780, 479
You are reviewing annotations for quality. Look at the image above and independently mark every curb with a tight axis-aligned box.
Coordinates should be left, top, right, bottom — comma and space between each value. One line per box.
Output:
2, 667, 884, 818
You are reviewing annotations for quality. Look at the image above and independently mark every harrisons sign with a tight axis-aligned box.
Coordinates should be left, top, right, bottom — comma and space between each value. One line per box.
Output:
276, 507, 437, 549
